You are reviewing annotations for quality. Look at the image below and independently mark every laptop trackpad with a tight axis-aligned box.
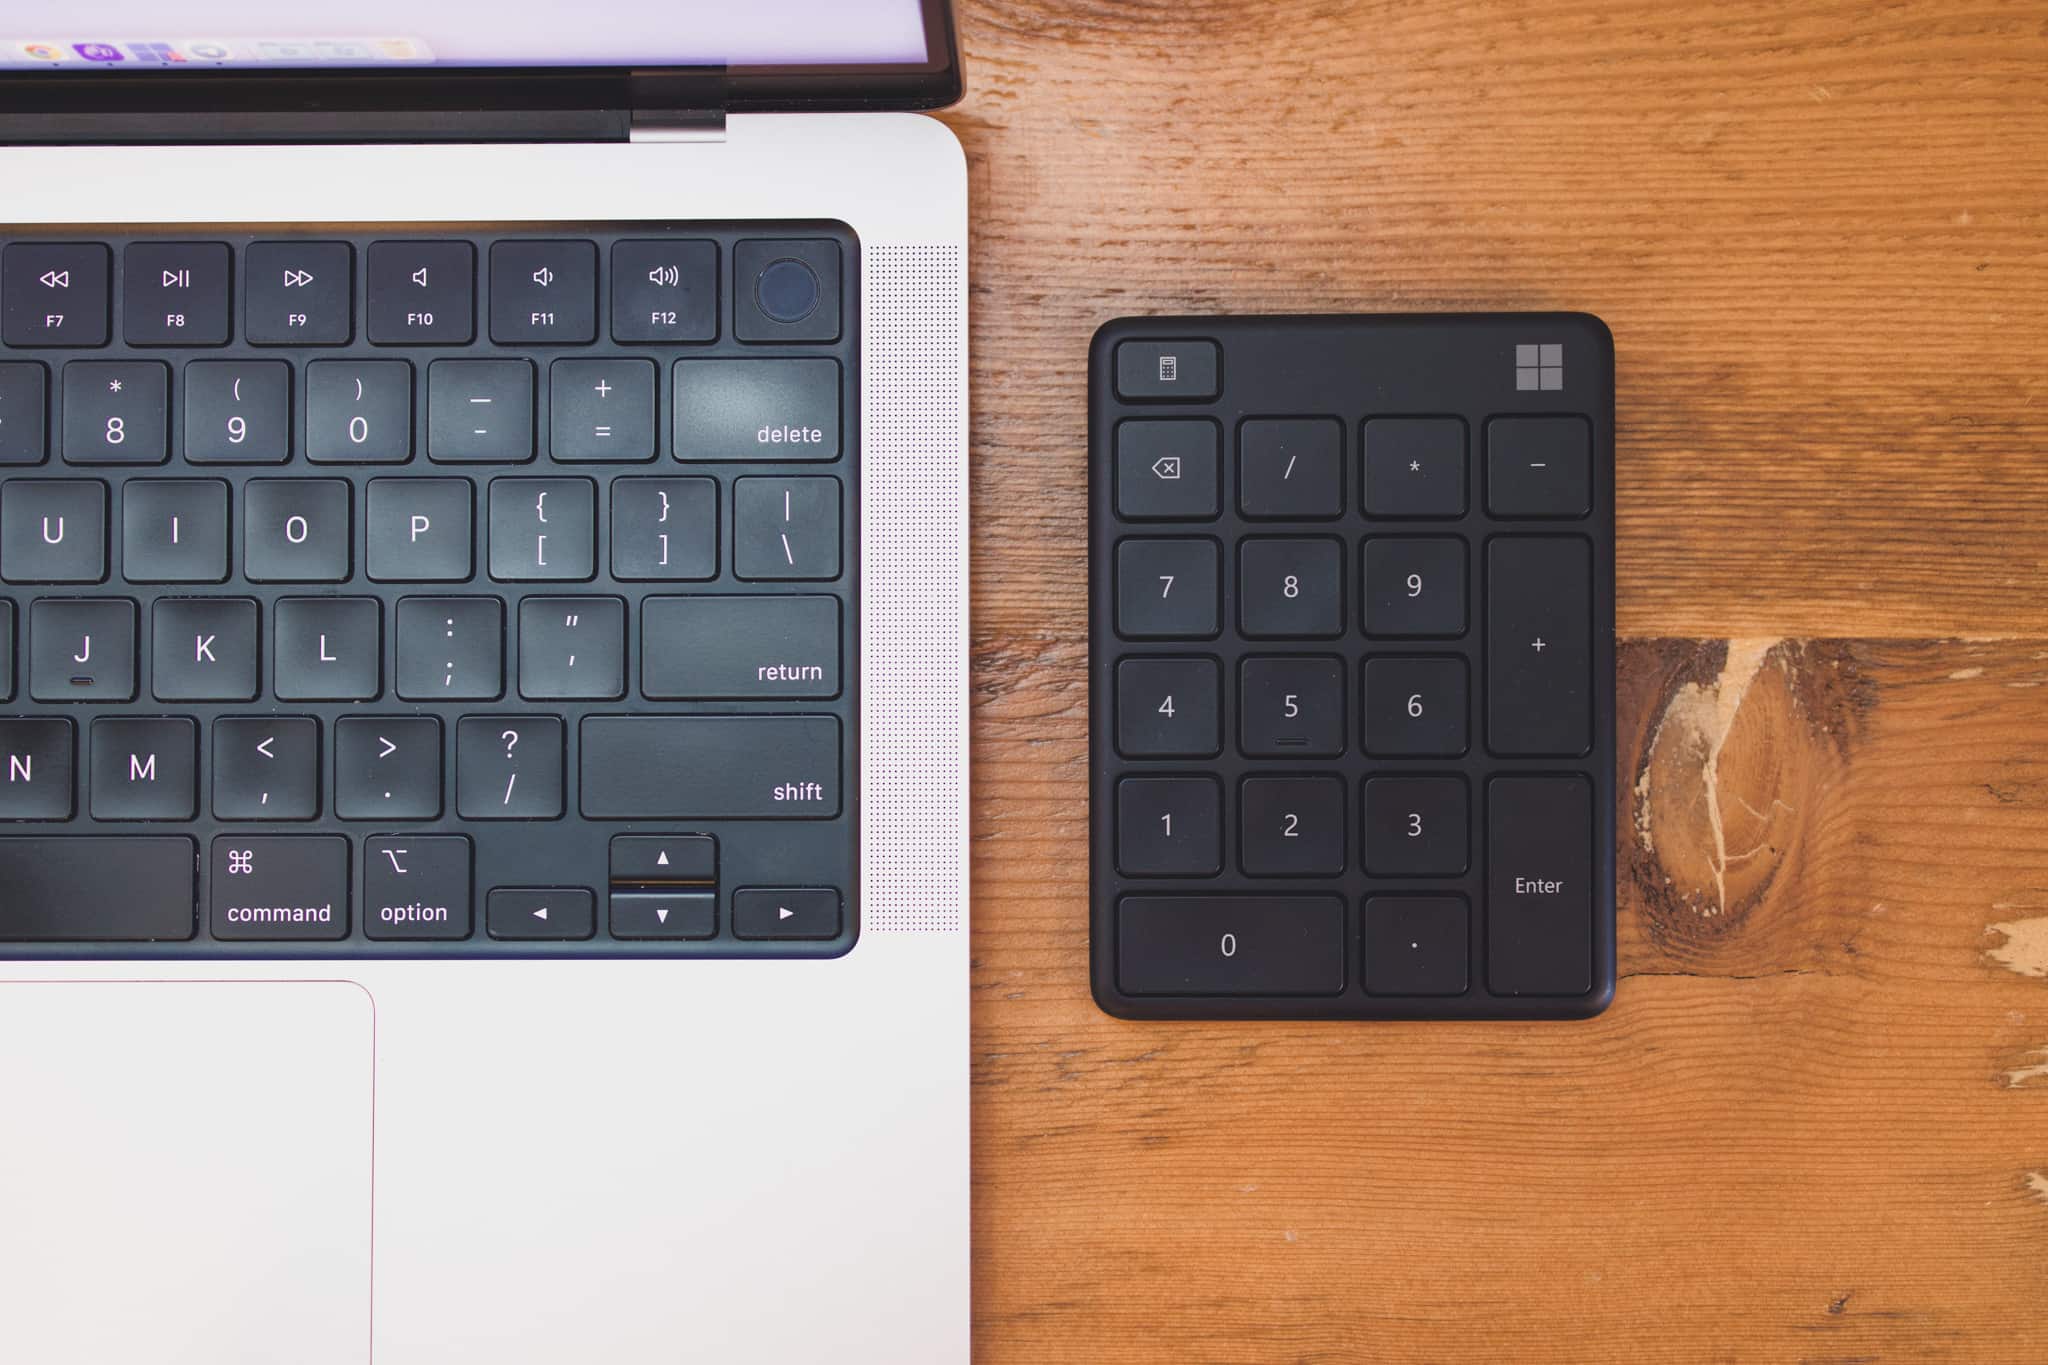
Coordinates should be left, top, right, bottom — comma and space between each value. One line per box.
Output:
0, 981, 373, 1365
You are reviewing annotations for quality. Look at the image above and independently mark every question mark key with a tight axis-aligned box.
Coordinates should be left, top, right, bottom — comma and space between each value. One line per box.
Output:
455, 716, 565, 819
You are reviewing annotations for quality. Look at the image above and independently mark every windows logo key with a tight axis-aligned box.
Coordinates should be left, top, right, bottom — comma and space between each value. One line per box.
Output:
1515, 342, 1564, 391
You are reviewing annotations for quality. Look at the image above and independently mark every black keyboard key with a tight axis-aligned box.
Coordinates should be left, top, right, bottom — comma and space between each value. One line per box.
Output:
210, 834, 347, 940
366, 478, 472, 582
1362, 775, 1469, 876
641, 595, 838, 700
122, 479, 229, 584
610, 477, 717, 580
213, 716, 320, 820
734, 476, 840, 581
1363, 895, 1470, 997
610, 834, 717, 884
488, 476, 594, 581
1114, 538, 1219, 639
2, 479, 106, 583
550, 358, 656, 461
274, 597, 381, 700
429, 359, 534, 463
0, 602, 11, 700
244, 478, 351, 582
0, 362, 48, 464
306, 360, 413, 464
62, 362, 169, 465
368, 241, 475, 345
364, 834, 472, 940
1239, 536, 1342, 638
151, 597, 259, 701
1363, 416, 1467, 518
1487, 776, 1593, 996
1113, 339, 1219, 402
89, 716, 198, 821
1115, 775, 1221, 876
611, 239, 718, 344
733, 239, 842, 343
1362, 655, 1468, 757
0, 717, 73, 819
29, 597, 135, 701
0, 835, 194, 940
184, 360, 291, 463
1238, 655, 1343, 757
1113, 656, 1220, 758
673, 358, 839, 462
395, 596, 502, 700
1240, 774, 1345, 877
334, 716, 442, 821
1486, 416, 1592, 519
124, 243, 231, 347
245, 241, 352, 345
610, 890, 716, 939
579, 715, 841, 820
1116, 895, 1344, 996
1238, 417, 1341, 519
1486, 536, 1593, 756
3, 243, 110, 348
488, 887, 595, 941
1362, 536, 1465, 637
489, 240, 597, 346
518, 596, 626, 700
1115, 419, 1220, 520
733, 888, 841, 940
456, 716, 565, 820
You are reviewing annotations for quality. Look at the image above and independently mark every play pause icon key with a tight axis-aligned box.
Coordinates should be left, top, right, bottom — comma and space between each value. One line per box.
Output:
486, 887, 595, 941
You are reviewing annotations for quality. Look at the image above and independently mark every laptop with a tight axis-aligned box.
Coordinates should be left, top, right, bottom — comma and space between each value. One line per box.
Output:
0, 6, 969, 1362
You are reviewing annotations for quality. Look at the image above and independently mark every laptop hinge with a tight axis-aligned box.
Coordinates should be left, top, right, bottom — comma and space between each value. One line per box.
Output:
628, 108, 728, 143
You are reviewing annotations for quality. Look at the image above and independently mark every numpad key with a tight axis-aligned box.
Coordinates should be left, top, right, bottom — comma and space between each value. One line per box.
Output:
0, 222, 858, 959
1089, 314, 1617, 1019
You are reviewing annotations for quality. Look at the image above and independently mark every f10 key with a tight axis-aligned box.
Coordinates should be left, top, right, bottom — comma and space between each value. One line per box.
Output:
1088, 314, 1617, 1020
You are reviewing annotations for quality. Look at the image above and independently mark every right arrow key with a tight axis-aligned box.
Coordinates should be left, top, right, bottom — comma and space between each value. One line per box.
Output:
733, 888, 842, 941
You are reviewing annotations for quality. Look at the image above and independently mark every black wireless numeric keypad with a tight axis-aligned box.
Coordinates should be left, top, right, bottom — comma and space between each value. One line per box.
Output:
1091, 314, 1616, 1019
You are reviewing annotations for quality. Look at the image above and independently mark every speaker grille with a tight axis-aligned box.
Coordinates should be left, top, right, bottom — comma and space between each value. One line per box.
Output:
861, 245, 968, 933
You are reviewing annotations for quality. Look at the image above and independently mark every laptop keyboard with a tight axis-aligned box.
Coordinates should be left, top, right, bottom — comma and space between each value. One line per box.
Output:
0, 223, 859, 958
1089, 315, 1615, 1018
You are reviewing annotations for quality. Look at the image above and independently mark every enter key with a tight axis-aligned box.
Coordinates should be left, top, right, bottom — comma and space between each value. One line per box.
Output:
1487, 775, 1592, 997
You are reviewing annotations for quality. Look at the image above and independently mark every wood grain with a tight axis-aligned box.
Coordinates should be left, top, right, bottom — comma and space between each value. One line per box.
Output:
940, 1, 2048, 1359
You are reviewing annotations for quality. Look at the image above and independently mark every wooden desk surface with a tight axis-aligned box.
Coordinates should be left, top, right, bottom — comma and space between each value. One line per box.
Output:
937, 1, 2048, 1358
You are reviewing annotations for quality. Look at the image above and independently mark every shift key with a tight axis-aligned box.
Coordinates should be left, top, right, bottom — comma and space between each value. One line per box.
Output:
581, 715, 840, 818
674, 358, 839, 462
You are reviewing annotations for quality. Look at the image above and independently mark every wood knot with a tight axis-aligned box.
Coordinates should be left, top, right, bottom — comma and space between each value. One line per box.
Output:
1621, 639, 1868, 960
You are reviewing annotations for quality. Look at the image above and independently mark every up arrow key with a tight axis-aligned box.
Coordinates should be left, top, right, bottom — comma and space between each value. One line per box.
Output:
655, 851, 669, 867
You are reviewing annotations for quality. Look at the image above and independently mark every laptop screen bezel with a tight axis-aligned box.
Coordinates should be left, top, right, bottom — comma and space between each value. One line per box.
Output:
0, 1, 961, 118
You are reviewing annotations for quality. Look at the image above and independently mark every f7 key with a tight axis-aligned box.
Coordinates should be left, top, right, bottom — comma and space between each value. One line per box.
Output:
1088, 314, 1617, 1020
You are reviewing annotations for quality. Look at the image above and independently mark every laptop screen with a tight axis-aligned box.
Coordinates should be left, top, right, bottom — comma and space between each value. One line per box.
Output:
0, 2, 931, 69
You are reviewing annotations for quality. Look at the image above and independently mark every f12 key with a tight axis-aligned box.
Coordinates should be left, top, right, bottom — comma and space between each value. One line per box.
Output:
1089, 313, 1617, 1021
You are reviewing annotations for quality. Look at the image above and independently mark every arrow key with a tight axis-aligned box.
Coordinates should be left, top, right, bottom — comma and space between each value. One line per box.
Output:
733, 887, 842, 941
610, 890, 715, 940
487, 887, 594, 942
